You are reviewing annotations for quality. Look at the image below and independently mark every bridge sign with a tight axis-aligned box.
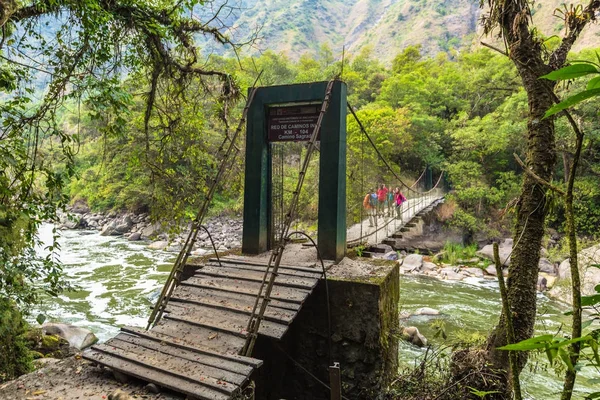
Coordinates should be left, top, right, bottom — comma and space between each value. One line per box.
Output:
267, 105, 321, 142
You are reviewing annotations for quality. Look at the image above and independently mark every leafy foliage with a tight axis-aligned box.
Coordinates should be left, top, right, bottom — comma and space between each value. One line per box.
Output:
0, 298, 33, 383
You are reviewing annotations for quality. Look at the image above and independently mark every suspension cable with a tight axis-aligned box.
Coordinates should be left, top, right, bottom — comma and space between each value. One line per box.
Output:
347, 102, 419, 194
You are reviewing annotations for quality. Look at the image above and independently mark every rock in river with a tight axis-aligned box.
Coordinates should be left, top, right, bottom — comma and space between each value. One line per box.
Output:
402, 254, 423, 272
402, 326, 428, 347
414, 307, 440, 316
42, 323, 98, 350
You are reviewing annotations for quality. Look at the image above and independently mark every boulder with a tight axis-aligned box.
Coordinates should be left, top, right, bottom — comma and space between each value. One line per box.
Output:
538, 257, 556, 275
558, 259, 571, 280
141, 223, 160, 239
42, 323, 98, 350
61, 218, 80, 230
414, 307, 440, 316
127, 232, 142, 241
464, 267, 484, 278
549, 244, 600, 304
401, 326, 428, 347
402, 254, 423, 272
115, 223, 131, 234
382, 251, 398, 261
484, 265, 508, 277
537, 275, 548, 291
100, 221, 118, 236
477, 239, 512, 266
71, 199, 90, 214
440, 267, 464, 280
148, 240, 168, 250
421, 261, 437, 272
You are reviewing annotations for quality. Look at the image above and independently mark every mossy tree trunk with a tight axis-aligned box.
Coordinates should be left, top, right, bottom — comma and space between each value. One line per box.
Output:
480, 0, 600, 380
486, 45, 555, 373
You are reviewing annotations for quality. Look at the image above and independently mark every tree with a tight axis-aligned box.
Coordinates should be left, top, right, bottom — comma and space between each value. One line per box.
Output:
0, 0, 241, 311
478, 0, 600, 394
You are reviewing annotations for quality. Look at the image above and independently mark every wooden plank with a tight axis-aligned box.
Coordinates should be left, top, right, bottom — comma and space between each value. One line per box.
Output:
103, 338, 246, 387
83, 349, 231, 400
171, 289, 296, 325
183, 276, 311, 304
165, 302, 288, 340
209, 257, 324, 274
149, 319, 247, 356
173, 285, 301, 311
205, 261, 323, 279
195, 266, 317, 290
121, 326, 262, 368
113, 332, 253, 377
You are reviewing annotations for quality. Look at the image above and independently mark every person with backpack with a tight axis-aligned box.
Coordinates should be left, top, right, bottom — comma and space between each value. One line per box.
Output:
377, 184, 388, 217
394, 187, 407, 221
362, 189, 377, 227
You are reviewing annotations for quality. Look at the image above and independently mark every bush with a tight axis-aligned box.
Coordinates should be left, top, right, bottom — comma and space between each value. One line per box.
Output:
0, 298, 33, 383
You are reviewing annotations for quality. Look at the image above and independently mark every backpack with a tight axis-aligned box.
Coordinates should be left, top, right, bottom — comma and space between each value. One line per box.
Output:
369, 193, 378, 207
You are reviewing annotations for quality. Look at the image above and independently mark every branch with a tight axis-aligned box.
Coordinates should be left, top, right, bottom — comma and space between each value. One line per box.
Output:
513, 153, 566, 196
549, 0, 600, 69
480, 41, 508, 57
8, 0, 60, 24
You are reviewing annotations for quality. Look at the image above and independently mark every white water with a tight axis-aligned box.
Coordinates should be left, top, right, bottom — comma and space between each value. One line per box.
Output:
34, 223, 174, 342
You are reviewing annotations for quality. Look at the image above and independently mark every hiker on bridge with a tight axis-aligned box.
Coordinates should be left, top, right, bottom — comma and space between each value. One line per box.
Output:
363, 189, 378, 227
377, 184, 388, 217
393, 187, 407, 221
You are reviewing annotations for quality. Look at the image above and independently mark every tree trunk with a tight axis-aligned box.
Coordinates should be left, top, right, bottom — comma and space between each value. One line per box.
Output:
486, 42, 556, 373
562, 152, 571, 184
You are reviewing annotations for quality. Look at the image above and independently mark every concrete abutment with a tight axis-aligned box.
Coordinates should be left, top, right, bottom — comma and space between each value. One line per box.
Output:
252, 261, 399, 399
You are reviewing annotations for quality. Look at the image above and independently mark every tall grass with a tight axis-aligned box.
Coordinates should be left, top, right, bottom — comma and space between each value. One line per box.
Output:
440, 241, 479, 265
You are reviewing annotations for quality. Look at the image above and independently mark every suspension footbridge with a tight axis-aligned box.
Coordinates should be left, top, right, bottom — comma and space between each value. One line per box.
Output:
82, 79, 445, 400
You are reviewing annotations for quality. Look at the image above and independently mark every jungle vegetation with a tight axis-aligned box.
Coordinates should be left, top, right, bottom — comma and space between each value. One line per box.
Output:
1, 0, 600, 398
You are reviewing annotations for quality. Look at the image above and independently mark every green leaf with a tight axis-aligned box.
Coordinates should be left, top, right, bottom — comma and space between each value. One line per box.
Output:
588, 76, 600, 90
559, 347, 574, 372
548, 335, 591, 349
582, 294, 600, 307
497, 334, 554, 351
540, 64, 599, 81
590, 340, 600, 366
36, 313, 46, 325
583, 319, 595, 330
544, 88, 600, 118
545, 347, 557, 363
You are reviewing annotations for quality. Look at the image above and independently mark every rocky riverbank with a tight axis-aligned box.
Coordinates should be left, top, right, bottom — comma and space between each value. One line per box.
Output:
379, 238, 600, 307
57, 201, 243, 253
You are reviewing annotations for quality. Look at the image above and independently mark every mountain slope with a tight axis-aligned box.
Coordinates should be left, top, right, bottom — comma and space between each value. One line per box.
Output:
198, 0, 600, 61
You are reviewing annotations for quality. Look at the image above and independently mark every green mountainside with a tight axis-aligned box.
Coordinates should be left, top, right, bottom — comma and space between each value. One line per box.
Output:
199, 0, 600, 61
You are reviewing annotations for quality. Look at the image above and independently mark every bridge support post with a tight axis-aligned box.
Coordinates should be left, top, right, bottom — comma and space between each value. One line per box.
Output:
318, 80, 347, 261
242, 81, 347, 260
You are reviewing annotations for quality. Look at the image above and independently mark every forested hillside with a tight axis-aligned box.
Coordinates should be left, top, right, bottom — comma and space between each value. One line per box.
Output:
61, 44, 600, 240
198, 0, 600, 60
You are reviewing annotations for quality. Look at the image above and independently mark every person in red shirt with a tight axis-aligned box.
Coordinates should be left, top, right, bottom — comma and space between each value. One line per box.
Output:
377, 184, 388, 217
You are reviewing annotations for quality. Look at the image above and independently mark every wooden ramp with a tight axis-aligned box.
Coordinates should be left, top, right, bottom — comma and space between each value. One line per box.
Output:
83, 256, 323, 400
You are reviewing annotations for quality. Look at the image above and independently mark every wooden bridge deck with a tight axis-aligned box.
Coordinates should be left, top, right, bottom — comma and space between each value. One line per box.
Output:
83, 256, 323, 400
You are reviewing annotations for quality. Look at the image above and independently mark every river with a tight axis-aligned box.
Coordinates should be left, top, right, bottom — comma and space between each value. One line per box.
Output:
35, 224, 597, 399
